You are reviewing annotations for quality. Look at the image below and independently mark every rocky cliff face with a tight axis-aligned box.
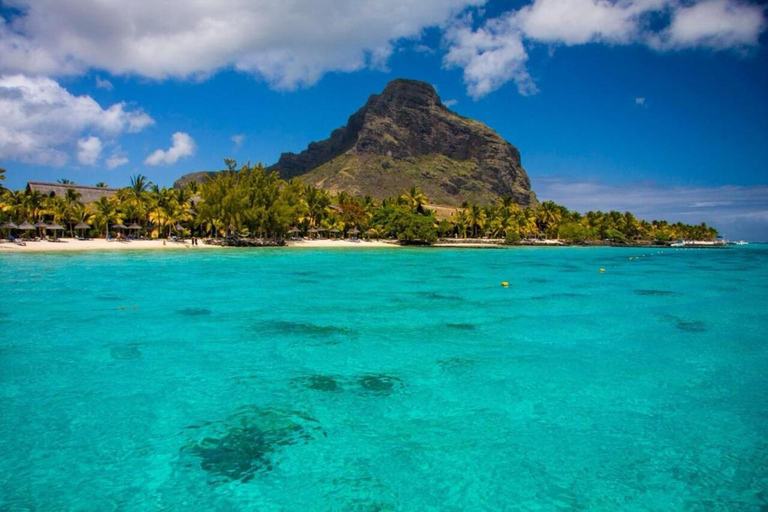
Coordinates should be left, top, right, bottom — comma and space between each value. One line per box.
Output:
271, 79, 537, 207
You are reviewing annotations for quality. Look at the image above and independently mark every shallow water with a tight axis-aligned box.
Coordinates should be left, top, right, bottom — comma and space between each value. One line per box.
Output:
1, 246, 767, 510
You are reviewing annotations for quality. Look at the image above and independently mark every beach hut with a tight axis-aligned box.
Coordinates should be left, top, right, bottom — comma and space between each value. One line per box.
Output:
47, 223, 65, 240
17, 221, 35, 239
127, 223, 141, 239
329, 228, 340, 238
2, 221, 18, 239
348, 228, 360, 240
110, 223, 127, 240
34, 221, 48, 239
75, 222, 91, 240
365, 228, 378, 240
288, 227, 301, 239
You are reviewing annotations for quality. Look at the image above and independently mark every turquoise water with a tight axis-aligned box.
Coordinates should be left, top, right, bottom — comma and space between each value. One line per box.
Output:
1, 246, 766, 510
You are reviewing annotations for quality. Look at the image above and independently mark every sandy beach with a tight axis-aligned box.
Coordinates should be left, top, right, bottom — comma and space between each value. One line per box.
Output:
0, 238, 400, 252
0, 238, 218, 252
286, 239, 398, 248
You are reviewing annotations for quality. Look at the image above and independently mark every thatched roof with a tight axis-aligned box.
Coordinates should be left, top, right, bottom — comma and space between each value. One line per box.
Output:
26, 181, 118, 204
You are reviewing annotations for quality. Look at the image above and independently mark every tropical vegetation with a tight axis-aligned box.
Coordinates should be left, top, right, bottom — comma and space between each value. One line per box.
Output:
0, 162, 719, 243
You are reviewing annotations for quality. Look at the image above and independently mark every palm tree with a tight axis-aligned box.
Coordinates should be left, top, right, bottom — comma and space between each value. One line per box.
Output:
537, 201, 562, 238
91, 196, 122, 237
57, 178, 74, 185
401, 186, 428, 213
95, 182, 108, 188
467, 205, 486, 237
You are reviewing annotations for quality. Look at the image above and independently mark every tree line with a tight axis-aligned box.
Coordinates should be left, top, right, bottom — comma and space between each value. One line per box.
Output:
0, 163, 718, 243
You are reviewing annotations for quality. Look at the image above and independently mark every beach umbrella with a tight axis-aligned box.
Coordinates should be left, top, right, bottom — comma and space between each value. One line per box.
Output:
47, 223, 64, 239
2, 221, 19, 229
75, 222, 91, 230
33, 221, 48, 238
127, 223, 141, 230
348, 228, 360, 235
174, 223, 185, 232
17, 221, 35, 232
307, 228, 318, 233
111, 223, 127, 230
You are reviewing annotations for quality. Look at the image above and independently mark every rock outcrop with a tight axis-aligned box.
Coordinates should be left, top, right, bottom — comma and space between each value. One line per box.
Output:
270, 78, 537, 207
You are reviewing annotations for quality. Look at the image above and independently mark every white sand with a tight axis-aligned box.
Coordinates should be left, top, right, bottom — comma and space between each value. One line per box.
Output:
285, 239, 398, 248
0, 237, 400, 252
0, 238, 215, 252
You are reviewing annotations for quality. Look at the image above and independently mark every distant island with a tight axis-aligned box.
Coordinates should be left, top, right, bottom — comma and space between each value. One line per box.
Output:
0, 167, 718, 248
0, 79, 719, 247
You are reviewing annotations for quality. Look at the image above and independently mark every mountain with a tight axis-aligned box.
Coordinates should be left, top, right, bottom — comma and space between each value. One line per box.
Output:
269, 79, 537, 207
173, 171, 217, 189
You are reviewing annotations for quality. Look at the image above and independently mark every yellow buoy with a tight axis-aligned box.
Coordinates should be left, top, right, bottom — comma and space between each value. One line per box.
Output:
599, 268, 606, 273
501, 281, 509, 287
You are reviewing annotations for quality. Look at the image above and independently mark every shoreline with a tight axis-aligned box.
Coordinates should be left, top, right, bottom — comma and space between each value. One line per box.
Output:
0, 237, 732, 253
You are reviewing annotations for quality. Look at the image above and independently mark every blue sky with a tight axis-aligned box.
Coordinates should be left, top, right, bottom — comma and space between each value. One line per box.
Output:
1, 0, 767, 239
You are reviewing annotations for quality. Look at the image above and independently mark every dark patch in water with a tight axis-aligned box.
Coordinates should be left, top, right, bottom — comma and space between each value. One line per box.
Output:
677, 320, 707, 333
529, 278, 548, 284
422, 292, 463, 301
109, 345, 142, 360
178, 308, 212, 316
296, 278, 320, 284
265, 320, 357, 340
97, 295, 123, 301
184, 406, 323, 483
635, 289, 678, 296
300, 375, 343, 392
661, 314, 707, 333
445, 323, 476, 331
358, 374, 403, 396
531, 292, 586, 300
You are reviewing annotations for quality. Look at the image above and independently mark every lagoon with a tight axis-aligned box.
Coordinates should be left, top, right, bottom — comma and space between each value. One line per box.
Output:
1, 246, 766, 509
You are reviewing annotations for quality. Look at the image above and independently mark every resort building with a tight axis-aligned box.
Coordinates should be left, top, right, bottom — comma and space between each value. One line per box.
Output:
26, 181, 119, 204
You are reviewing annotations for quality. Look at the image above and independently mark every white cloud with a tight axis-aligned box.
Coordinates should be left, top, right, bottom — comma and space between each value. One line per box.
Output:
534, 176, 768, 240
443, 14, 537, 99
106, 155, 129, 169
0, 0, 482, 90
635, 97, 646, 105
95, 76, 113, 90
662, 0, 766, 49
515, 0, 665, 46
0, 74, 154, 166
231, 133, 245, 151
144, 132, 196, 166
106, 147, 129, 169
76, 135, 102, 165
443, 98, 459, 107
443, 0, 766, 98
